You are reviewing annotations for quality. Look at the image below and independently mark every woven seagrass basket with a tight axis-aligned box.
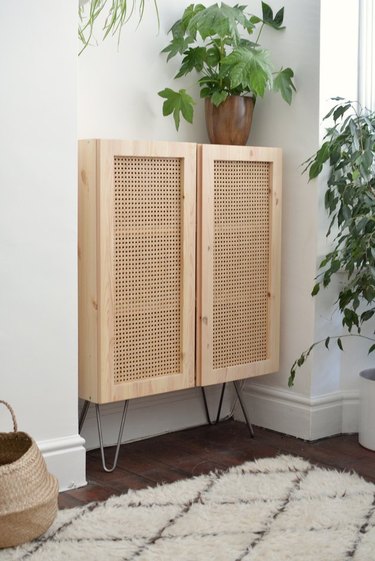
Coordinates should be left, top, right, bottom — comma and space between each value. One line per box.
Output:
0, 400, 59, 549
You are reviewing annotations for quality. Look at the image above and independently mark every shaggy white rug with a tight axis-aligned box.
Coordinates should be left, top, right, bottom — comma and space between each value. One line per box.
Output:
2, 455, 375, 561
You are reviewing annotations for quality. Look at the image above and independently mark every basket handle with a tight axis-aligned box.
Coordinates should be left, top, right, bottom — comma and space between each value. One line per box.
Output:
0, 400, 18, 432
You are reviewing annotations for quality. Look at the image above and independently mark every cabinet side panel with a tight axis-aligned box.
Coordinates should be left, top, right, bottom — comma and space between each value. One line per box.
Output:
196, 145, 203, 385
268, 152, 282, 372
197, 145, 214, 385
180, 143, 197, 390
78, 140, 99, 402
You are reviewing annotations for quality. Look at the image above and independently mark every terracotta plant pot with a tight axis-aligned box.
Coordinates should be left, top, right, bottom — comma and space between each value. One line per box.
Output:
205, 95, 255, 145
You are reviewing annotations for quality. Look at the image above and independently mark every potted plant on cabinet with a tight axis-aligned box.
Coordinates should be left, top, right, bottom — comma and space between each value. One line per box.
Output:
289, 98, 375, 450
158, 1, 296, 144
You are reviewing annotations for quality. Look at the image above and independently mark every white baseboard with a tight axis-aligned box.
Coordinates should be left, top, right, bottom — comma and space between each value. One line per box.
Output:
237, 382, 359, 440
341, 389, 360, 433
38, 434, 87, 492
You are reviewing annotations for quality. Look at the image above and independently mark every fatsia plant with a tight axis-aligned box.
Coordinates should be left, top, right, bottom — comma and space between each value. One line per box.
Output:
78, 0, 159, 55
158, 2, 296, 130
289, 98, 375, 387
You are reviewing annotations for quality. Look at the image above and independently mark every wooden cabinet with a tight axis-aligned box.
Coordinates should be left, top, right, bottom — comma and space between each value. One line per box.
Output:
78, 140, 282, 405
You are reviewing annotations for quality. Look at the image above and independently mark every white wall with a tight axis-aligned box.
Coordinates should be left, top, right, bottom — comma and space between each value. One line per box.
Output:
313, 0, 360, 429
0, 1, 85, 490
245, 0, 321, 396
236, 0, 324, 438
78, 0, 208, 142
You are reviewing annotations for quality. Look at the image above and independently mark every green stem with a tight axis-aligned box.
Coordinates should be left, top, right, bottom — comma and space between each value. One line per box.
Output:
218, 38, 226, 89
255, 22, 264, 45
314, 333, 375, 347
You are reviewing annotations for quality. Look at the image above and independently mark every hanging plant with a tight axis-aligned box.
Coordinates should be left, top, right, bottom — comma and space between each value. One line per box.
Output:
289, 98, 375, 387
78, 0, 159, 55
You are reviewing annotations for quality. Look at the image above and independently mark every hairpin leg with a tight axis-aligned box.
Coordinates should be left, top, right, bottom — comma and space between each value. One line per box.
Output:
95, 400, 129, 473
79, 400, 90, 433
233, 381, 254, 438
201, 383, 226, 425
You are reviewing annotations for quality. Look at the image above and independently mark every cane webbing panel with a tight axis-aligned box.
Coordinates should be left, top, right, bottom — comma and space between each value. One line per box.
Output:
213, 160, 270, 370
113, 156, 182, 384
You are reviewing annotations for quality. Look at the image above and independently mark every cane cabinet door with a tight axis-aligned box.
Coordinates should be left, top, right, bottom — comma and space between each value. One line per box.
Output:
79, 140, 196, 404
197, 144, 282, 386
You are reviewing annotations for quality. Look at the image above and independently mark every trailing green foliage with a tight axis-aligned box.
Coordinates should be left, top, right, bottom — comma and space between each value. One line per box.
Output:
158, 2, 296, 130
78, 0, 159, 55
289, 99, 375, 387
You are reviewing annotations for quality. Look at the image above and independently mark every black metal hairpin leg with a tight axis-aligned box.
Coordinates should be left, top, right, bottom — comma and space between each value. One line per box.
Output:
95, 401, 129, 473
79, 400, 90, 433
201, 383, 226, 425
233, 381, 254, 438
78, 399, 129, 473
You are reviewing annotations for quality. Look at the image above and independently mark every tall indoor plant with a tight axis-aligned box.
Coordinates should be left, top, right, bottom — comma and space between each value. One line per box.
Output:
289, 98, 375, 385
289, 98, 375, 448
158, 1, 296, 144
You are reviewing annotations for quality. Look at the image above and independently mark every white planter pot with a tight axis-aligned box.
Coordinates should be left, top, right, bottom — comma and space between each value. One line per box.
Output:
359, 369, 375, 451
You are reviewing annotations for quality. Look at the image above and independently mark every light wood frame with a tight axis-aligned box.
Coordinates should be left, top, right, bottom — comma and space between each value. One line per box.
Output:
78, 140, 196, 404
196, 144, 282, 387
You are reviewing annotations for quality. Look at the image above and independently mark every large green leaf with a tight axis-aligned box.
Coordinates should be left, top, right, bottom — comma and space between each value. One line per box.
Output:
187, 3, 228, 39
221, 47, 273, 97
161, 36, 192, 61
219, 2, 255, 35
170, 3, 205, 39
187, 2, 251, 42
363, 149, 373, 169
332, 103, 351, 122
197, 75, 226, 99
273, 7, 285, 27
261, 2, 273, 23
163, 4, 205, 59
211, 90, 229, 106
158, 88, 195, 130
261, 2, 285, 29
175, 47, 207, 78
206, 45, 221, 67
273, 67, 296, 104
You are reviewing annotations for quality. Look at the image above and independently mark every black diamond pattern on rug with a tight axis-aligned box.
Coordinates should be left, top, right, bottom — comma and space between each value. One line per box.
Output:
2, 455, 375, 561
